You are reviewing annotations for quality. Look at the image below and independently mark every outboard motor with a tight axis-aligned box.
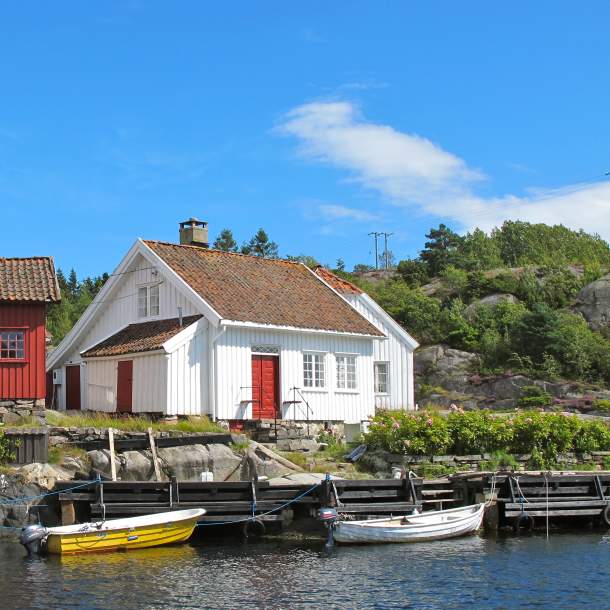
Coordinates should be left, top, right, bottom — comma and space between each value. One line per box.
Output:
19, 524, 48, 556
317, 507, 338, 548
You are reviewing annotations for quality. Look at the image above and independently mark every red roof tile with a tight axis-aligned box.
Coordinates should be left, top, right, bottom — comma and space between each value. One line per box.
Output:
143, 241, 383, 337
313, 266, 363, 295
82, 315, 202, 358
0, 257, 61, 302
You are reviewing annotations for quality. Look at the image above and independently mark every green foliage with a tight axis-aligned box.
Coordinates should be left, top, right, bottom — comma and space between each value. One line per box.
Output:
517, 386, 553, 408
46, 268, 108, 344
370, 282, 442, 345
365, 410, 451, 455
0, 430, 14, 464
397, 258, 430, 287
420, 224, 463, 275
593, 399, 610, 413
365, 410, 610, 469
241, 228, 279, 258
480, 451, 519, 471
212, 228, 239, 252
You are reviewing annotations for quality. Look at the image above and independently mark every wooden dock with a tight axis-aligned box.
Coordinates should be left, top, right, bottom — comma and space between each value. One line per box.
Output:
54, 477, 423, 526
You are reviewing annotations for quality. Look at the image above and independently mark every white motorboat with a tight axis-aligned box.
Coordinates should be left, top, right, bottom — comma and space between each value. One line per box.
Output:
332, 503, 484, 544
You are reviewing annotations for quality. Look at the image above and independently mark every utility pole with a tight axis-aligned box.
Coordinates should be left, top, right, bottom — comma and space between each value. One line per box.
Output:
368, 232, 382, 270
381, 232, 394, 271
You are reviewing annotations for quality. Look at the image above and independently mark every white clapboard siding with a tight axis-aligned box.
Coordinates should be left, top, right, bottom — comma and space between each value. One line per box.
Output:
343, 293, 415, 410
214, 326, 375, 423
166, 325, 208, 416
58, 253, 200, 410
83, 353, 167, 413
64, 254, 199, 365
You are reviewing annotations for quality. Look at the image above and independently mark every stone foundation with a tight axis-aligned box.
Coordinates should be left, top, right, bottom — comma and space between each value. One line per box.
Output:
0, 399, 46, 425
219, 419, 347, 453
361, 449, 610, 476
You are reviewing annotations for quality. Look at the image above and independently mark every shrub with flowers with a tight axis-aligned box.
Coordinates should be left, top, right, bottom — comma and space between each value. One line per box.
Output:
365, 409, 610, 467
365, 410, 451, 455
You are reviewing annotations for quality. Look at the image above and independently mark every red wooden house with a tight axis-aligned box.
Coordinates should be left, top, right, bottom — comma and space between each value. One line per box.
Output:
0, 257, 60, 407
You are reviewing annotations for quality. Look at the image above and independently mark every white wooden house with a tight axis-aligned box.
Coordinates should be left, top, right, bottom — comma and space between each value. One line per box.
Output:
47, 219, 418, 424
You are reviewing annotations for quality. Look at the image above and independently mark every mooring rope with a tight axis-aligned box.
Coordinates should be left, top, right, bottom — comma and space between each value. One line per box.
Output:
0, 479, 99, 506
196, 481, 322, 527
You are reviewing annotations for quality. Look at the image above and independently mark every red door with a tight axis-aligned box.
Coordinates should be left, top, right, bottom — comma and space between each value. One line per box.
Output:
116, 360, 133, 413
65, 365, 81, 410
251, 355, 280, 419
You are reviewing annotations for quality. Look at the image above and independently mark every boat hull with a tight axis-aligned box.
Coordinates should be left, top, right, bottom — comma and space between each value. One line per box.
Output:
333, 504, 484, 544
45, 509, 204, 555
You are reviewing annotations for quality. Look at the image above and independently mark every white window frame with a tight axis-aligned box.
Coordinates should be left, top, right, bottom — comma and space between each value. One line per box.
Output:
374, 361, 390, 395
335, 353, 358, 392
137, 283, 160, 319
303, 351, 326, 390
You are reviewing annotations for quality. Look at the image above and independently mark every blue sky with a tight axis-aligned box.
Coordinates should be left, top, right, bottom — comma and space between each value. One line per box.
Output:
2, 2, 610, 277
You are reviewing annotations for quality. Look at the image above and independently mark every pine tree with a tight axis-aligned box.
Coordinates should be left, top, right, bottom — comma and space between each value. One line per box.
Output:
335, 258, 346, 272
212, 228, 238, 252
420, 224, 463, 276
67, 268, 78, 299
241, 228, 279, 258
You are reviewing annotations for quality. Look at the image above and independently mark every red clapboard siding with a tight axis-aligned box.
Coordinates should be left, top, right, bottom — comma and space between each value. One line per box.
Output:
0, 303, 46, 400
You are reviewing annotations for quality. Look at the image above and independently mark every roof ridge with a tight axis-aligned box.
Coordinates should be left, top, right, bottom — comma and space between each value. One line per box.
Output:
142, 239, 304, 268
0, 256, 54, 261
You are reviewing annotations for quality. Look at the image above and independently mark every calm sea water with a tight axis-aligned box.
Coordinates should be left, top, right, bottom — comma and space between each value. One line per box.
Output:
1, 531, 609, 609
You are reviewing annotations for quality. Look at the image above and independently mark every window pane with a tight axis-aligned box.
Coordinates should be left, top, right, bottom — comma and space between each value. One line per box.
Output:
0, 330, 25, 359
137, 287, 148, 317
374, 362, 389, 393
336, 355, 356, 389
304, 353, 325, 388
149, 284, 160, 316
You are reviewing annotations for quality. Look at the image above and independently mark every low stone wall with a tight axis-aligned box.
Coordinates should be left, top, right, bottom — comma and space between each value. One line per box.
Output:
0, 399, 46, 425
228, 420, 345, 453
362, 449, 610, 475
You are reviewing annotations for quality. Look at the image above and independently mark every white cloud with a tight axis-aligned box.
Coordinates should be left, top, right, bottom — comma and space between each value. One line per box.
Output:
317, 203, 378, 222
278, 101, 610, 238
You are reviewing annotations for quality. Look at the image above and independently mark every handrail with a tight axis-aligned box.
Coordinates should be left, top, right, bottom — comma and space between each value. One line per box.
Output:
289, 386, 314, 436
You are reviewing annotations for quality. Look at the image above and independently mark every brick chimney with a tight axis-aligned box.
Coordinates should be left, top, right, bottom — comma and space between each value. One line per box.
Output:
179, 217, 209, 248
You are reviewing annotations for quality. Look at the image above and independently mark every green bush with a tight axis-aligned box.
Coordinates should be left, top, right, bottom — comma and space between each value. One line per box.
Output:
593, 399, 610, 413
517, 386, 553, 408
366, 410, 451, 455
0, 430, 14, 464
365, 409, 610, 469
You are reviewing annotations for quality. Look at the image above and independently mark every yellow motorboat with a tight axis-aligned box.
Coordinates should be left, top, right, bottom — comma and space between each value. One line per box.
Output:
19, 508, 206, 555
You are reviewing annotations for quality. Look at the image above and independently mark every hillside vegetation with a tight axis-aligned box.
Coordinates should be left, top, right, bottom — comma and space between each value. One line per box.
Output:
345, 221, 610, 385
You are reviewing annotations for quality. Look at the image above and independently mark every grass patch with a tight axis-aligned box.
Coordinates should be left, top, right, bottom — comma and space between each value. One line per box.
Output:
480, 451, 519, 471
277, 451, 308, 468
48, 445, 90, 465
45, 411, 223, 433
229, 440, 251, 455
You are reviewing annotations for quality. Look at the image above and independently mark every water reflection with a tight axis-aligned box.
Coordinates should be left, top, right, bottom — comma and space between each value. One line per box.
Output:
1, 533, 610, 609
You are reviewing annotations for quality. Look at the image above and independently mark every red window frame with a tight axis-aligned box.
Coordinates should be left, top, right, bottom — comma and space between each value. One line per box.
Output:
0, 327, 28, 362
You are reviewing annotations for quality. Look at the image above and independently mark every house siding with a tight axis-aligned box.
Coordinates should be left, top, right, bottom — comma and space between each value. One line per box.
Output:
343, 294, 415, 410
84, 352, 167, 413
0, 303, 46, 400
57, 253, 199, 410
214, 326, 375, 423
166, 323, 208, 416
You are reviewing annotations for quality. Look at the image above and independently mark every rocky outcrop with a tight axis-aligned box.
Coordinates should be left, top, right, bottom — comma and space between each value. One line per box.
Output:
87, 441, 297, 482
574, 273, 610, 330
415, 344, 578, 409
415, 344, 479, 395
464, 293, 520, 319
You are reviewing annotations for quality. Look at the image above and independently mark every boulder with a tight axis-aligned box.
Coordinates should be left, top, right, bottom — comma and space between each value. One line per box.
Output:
574, 274, 610, 330
18, 463, 73, 490
415, 344, 479, 394
118, 451, 156, 481
465, 293, 520, 319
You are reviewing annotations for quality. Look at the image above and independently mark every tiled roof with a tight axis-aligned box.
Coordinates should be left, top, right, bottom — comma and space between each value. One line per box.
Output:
82, 315, 202, 358
313, 266, 363, 295
143, 241, 383, 337
0, 257, 61, 302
